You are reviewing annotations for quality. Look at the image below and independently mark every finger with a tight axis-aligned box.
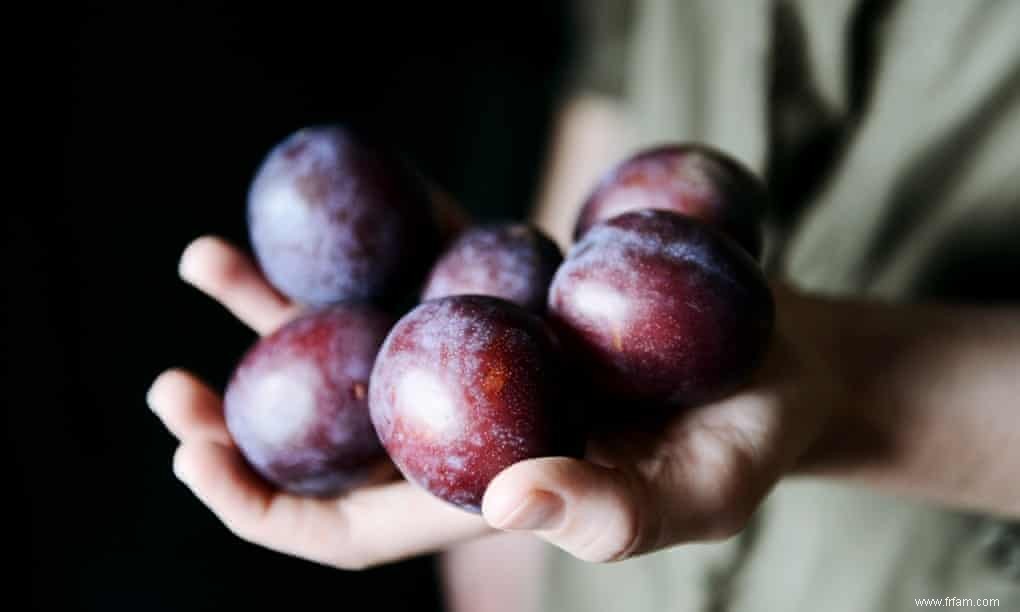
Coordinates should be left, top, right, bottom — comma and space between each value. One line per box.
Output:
482, 457, 652, 563
482, 404, 787, 563
179, 235, 301, 335
173, 441, 489, 569
333, 477, 491, 567
148, 368, 231, 445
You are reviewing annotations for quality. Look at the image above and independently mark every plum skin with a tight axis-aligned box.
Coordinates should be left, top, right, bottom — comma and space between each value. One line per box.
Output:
224, 305, 393, 496
573, 144, 767, 258
369, 295, 580, 512
421, 223, 563, 313
550, 209, 774, 414
247, 125, 441, 307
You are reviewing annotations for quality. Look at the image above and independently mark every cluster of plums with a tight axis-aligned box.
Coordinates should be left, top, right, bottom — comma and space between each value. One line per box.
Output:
224, 126, 774, 511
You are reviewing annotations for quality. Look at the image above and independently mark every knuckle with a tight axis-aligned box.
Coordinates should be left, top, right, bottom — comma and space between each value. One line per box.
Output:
330, 554, 369, 571
326, 539, 372, 571
604, 504, 643, 562
706, 499, 754, 540
696, 443, 758, 539
320, 507, 372, 571
574, 481, 645, 563
221, 514, 261, 544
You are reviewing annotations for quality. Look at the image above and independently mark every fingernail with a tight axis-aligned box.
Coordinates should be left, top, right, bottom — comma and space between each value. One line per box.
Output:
146, 369, 176, 412
173, 452, 192, 485
490, 490, 563, 531
179, 239, 205, 282
146, 379, 162, 412
178, 250, 195, 282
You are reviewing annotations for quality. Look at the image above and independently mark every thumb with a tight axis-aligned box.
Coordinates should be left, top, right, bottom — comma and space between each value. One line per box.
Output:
480, 457, 657, 563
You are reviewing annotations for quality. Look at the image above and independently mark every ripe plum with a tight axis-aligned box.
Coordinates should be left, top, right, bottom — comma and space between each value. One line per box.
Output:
247, 125, 441, 306
551, 210, 774, 412
573, 144, 766, 258
421, 223, 562, 313
224, 305, 393, 496
369, 295, 579, 511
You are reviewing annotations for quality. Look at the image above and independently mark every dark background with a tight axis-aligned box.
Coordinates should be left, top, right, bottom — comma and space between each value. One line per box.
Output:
36, 3, 571, 609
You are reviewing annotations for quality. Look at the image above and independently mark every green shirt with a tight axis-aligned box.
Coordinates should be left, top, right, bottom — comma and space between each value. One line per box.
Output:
544, 1, 1020, 610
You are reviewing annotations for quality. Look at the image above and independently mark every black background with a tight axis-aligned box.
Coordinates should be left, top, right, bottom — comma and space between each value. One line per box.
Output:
37, 3, 571, 609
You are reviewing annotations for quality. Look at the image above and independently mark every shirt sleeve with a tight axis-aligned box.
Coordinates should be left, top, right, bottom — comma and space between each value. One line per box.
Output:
565, 0, 636, 99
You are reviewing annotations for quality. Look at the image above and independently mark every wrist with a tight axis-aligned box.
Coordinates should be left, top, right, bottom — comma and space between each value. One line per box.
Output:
787, 292, 1020, 516
778, 287, 880, 476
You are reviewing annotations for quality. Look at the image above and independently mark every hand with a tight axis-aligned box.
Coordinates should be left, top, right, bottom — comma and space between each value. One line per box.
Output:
148, 236, 490, 569
150, 236, 838, 569
479, 285, 841, 562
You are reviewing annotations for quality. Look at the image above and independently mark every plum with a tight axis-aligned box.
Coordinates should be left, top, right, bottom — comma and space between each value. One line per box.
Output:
550, 209, 774, 414
224, 305, 393, 496
247, 125, 441, 306
421, 223, 563, 313
369, 295, 580, 512
573, 144, 767, 258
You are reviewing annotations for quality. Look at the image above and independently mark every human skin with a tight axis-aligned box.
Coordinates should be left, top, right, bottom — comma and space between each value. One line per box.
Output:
149, 95, 1019, 612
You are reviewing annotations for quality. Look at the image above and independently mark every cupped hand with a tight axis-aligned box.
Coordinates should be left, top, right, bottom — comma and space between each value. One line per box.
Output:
152, 236, 838, 570
480, 285, 840, 563
148, 236, 489, 569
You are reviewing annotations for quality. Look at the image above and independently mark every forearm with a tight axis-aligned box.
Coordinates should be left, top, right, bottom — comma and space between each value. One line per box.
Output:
532, 92, 1020, 518
798, 291, 1020, 516
532, 94, 631, 246
441, 533, 547, 612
